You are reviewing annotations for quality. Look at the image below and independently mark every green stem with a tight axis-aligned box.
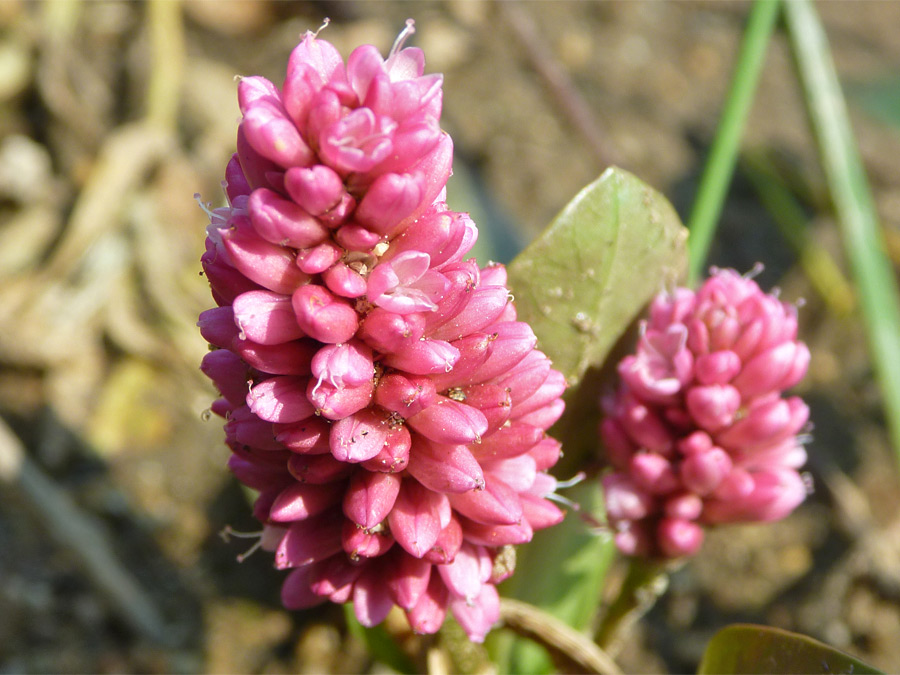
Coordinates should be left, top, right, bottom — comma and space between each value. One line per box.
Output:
785, 0, 900, 463
594, 559, 677, 657
687, 0, 781, 285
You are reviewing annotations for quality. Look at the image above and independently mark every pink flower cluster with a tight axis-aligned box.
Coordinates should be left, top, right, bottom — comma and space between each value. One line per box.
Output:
600, 268, 811, 559
198, 23, 567, 642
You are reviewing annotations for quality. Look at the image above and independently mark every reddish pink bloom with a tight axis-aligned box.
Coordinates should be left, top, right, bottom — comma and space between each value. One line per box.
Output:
600, 268, 811, 558
199, 21, 566, 642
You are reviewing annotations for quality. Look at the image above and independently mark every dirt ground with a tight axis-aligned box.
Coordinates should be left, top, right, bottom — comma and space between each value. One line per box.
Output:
2, 1, 900, 673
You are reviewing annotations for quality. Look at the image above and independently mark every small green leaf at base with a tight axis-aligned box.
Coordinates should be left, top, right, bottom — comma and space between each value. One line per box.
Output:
698, 624, 883, 675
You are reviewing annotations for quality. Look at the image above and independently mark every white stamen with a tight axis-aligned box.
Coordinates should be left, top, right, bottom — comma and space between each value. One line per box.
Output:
314, 17, 331, 38
220, 525, 266, 563
389, 19, 416, 58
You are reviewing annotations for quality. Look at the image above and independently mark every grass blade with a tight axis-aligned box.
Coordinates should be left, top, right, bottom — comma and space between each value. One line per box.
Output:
687, 0, 781, 284
785, 0, 900, 463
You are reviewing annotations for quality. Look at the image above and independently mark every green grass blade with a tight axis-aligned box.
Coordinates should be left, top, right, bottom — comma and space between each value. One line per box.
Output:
687, 0, 781, 284
785, 0, 900, 462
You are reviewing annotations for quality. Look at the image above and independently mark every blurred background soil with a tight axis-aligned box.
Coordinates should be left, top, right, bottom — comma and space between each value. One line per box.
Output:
1, 1, 900, 673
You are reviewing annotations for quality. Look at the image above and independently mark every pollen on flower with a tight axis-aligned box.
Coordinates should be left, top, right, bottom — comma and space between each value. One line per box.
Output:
598, 267, 812, 559
198, 19, 568, 644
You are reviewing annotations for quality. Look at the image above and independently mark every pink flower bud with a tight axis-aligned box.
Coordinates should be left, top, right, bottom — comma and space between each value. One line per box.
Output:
275, 417, 331, 454
388, 480, 449, 558
438, 542, 489, 602
460, 516, 533, 547
330, 409, 390, 463
222, 217, 310, 295
680, 447, 733, 495
732, 341, 810, 400
380, 338, 460, 375
288, 452, 354, 484
386, 549, 432, 610
382, 209, 466, 269
423, 517, 463, 565
520, 493, 565, 529
450, 584, 500, 644
694, 350, 742, 385
603, 473, 654, 522
281, 566, 327, 610
234, 337, 315, 376
284, 164, 345, 215
274, 509, 344, 569
308, 379, 374, 421
460, 322, 538, 386
353, 564, 395, 627
407, 396, 488, 445
343, 470, 402, 530
201, 349, 248, 406
630, 453, 679, 495
512, 369, 567, 419
202, 246, 262, 306
342, 520, 395, 560
320, 108, 396, 174
374, 373, 437, 418
530, 438, 563, 471
482, 455, 536, 493
619, 325, 693, 403
449, 475, 523, 526
198, 306, 240, 348
716, 396, 809, 451
657, 518, 704, 558
311, 341, 374, 392
236, 124, 282, 192
283, 34, 346, 128
686, 384, 742, 431
407, 574, 449, 635
664, 493, 704, 521
406, 438, 485, 494
472, 423, 543, 462
309, 555, 364, 603
333, 224, 382, 252
358, 308, 426, 353
224, 154, 252, 202
514, 398, 565, 430
461, 384, 513, 433
241, 97, 314, 169
247, 376, 315, 424
269, 482, 344, 522
232, 290, 305, 345
248, 188, 329, 249
295, 241, 342, 275
225, 406, 282, 451
361, 426, 411, 473
292, 284, 359, 344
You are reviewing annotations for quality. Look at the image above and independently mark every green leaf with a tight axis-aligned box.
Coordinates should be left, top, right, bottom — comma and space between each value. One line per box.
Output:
698, 624, 883, 675
508, 166, 688, 385
508, 167, 688, 472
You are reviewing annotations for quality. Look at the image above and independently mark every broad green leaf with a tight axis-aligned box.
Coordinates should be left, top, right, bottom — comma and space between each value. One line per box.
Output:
698, 624, 882, 675
508, 167, 687, 384
508, 167, 688, 472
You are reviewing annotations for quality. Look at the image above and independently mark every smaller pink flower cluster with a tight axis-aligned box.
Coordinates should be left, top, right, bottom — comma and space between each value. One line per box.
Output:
600, 268, 811, 558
